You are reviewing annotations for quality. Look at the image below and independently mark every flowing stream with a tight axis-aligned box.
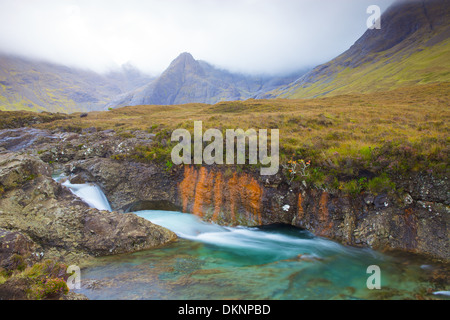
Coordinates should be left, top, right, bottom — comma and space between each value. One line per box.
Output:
55, 174, 449, 300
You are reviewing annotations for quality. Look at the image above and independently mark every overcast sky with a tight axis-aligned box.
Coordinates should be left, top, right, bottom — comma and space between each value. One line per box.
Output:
0, 0, 395, 75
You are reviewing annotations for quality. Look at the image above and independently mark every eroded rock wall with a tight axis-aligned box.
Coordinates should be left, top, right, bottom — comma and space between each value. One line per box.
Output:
69, 159, 449, 261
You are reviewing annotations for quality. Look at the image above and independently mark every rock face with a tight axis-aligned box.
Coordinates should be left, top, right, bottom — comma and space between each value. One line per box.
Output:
0, 152, 176, 265
67, 157, 449, 262
0, 127, 447, 262
0, 228, 41, 271
67, 157, 180, 213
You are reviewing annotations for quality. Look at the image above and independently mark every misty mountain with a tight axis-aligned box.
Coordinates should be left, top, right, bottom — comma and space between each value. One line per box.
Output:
0, 54, 153, 113
106, 52, 306, 108
266, 0, 450, 99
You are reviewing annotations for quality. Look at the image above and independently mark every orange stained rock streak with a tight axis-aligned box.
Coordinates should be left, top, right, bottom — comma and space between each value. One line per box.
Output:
179, 166, 198, 212
227, 173, 239, 224
240, 175, 263, 225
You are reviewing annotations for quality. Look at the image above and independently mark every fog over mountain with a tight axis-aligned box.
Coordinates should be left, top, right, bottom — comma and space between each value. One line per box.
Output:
0, 0, 395, 76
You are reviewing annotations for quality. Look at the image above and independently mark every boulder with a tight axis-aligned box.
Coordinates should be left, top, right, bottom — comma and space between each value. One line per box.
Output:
0, 153, 177, 264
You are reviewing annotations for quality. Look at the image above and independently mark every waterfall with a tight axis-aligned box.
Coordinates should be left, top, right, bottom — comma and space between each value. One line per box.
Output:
54, 174, 112, 212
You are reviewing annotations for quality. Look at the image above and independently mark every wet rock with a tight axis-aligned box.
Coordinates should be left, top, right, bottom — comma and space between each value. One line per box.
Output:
0, 128, 55, 152
81, 279, 107, 291
61, 291, 89, 300
374, 194, 389, 209
69, 174, 86, 184
364, 194, 375, 205
68, 172, 95, 184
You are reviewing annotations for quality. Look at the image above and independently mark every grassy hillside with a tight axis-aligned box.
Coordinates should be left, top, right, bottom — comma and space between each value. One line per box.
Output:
24, 82, 449, 194
0, 54, 152, 113
275, 38, 450, 99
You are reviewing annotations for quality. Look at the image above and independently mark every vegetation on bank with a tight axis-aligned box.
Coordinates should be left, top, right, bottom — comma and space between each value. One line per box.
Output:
2, 83, 449, 196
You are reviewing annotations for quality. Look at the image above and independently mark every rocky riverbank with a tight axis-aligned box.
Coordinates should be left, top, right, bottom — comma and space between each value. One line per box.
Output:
0, 126, 448, 299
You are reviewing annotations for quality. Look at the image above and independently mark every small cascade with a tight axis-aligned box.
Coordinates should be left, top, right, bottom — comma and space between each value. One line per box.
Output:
53, 174, 112, 212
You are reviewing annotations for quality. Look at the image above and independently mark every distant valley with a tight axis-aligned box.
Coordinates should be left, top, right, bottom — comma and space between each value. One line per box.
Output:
106, 52, 306, 109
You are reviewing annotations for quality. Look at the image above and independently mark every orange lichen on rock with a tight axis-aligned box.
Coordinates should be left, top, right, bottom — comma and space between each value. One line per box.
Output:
179, 166, 198, 212
297, 193, 304, 222
179, 166, 264, 225
240, 175, 263, 225
403, 208, 418, 249
212, 172, 224, 222
226, 173, 239, 223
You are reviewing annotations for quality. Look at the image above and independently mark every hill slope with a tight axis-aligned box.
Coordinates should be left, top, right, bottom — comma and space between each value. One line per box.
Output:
107, 52, 305, 108
0, 54, 152, 113
268, 0, 450, 99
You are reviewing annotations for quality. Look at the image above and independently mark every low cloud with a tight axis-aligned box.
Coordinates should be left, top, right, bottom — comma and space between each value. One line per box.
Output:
0, 0, 395, 75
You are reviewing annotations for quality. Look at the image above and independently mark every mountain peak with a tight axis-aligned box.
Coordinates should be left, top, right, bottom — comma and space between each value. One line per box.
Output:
165, 52, 203, 78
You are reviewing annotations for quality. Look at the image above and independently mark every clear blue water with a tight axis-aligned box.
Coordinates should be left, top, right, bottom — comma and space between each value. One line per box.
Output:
54, 174, 449, 300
